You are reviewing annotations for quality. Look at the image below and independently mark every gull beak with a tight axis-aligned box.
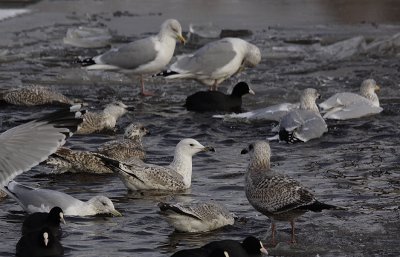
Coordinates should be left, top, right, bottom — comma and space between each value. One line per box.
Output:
111, 209, 123, 217
241, 148, 249, 154
177, 34, 186, 44
248, 88, 255, 95
202, 146, 215, 152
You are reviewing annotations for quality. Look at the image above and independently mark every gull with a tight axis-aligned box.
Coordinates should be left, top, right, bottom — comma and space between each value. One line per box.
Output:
242, 140, 341, 244
77, 101, 132, 134
158, 37, 261, 91
80, 19, 185, 96
96, 138, 215, 191
0, 107, 83, 186
319, 79, 383, 120
158, 201, 234, 232
4, 181, 122, 217
272, 88, 327, 143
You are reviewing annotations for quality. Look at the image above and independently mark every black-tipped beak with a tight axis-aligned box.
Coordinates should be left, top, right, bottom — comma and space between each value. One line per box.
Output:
126, 106, 135, 111
241, 148, 249, 154
203, 146, 215, 152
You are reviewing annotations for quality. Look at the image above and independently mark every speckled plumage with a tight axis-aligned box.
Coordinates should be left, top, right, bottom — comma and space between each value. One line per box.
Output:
96, 139, 215, 191
46, 147, 113, 174
97, 123, 148, 161
243, 140, 338, 243
77, 101, 130, 134
158, 202, 234, 232
0, 86, 74, 106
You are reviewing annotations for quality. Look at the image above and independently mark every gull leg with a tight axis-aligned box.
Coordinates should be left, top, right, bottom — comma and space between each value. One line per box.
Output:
290, 220, 297, 244
212, 80, 218, 91
271, 222, 277, 246
139, 75, 154, 96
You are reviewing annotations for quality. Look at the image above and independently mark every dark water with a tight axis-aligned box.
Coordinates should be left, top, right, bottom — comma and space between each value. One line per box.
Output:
1, 0, 400, 256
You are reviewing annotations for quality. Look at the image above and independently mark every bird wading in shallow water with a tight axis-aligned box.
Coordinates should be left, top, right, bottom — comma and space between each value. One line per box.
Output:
242, 140, 342, 245
79, 19, 185, 96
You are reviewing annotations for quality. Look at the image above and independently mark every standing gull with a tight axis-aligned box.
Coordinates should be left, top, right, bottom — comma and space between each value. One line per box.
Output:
4, 181, 122, 217
158, 38, 261, 91
319, 79, 383, 120
96, 138, 215, 191
242, 140, 340, 244
77, 101, 132, 134
158, 201, 234, 232
0, 108, 83, 186
271, 88, 327, 143
80, 19, 185, 96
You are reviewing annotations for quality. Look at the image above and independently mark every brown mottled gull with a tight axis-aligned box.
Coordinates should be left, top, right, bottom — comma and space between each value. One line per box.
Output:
242, 140, 340, 244
319, 79, 383, 120
158, 201, 234, 232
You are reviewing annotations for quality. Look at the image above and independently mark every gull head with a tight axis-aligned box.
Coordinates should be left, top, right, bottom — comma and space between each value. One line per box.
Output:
104, 101, 133, 118
161, 19, 186, 44
124, 123, 149, 140
244, 43, 261, 67
48, 206, 66, 225
360, 79, 380, 106
241, 141, 271, 169
242, 236, 268, 255
88, 195, 122, 217
300, 88, 320, 113
176, 138, 215, 157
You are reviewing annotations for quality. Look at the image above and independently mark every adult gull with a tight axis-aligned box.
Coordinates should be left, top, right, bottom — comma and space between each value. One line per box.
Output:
80, 19, 185, 96
242, 140, 341, 244
319, 79, 382, 120
159, 38, 261, 90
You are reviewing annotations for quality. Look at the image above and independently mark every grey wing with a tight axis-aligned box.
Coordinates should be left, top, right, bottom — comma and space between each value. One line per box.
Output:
279, 110, 304, 132
172, 40, 237, 74
294, 111, 328, 142
248, 172, 316, 213
97, 37, 158, 69
323, 102, 383, 120
319, 93, 366, 111
191, 202, 233, 220
0, 110, 82, 186
250, 103, 300, 121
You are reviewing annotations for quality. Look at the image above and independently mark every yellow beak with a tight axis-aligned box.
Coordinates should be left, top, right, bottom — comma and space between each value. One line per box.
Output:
111, 209, 123, 217
177, 34, 186, 44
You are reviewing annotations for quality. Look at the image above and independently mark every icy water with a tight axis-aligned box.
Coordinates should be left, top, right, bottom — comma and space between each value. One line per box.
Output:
1, 0, 400, 256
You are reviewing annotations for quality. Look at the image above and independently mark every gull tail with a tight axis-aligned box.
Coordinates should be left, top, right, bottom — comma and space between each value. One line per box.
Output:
92, 153, 121, 172
153, 70, 179, 78
76, 57, 96, 67
302, 201, 346, 212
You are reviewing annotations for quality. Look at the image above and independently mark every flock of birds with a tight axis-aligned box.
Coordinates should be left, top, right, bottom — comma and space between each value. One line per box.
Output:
0, 18, 384, 257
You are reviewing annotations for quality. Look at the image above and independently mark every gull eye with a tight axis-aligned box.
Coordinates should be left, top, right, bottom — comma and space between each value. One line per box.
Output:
189, 144, 194, 147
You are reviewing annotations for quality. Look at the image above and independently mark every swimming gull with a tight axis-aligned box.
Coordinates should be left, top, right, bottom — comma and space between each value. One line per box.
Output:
77, 101, 132, 134
201, 236, 268, 257
319, 79, 383, 120
272, 88, 327, 143
96, 138, 215, 191
97, 123, 148, 161
16, 227, 64, 257
158, 38, 261, 91
0, 85, 75, 106
0, 107, 84, 186
22, 206, 65, 238
158, 201, 234, 232
242, 140, 340, 244
4, 181, 122, 217
80, 19, 185, 96
184, 81, 255, 113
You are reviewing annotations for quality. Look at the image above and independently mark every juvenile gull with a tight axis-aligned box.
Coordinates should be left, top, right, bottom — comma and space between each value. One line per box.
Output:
184, 81, 255, 113
96, 138, 215, 191
242, 140, 340, 244
77, 101, 132, 134
97, 123, 148, 161
158, 38, 261, 90
213, 102, 299, 123
272, 88, 327, 143
80, 19, 185, 96
16, 227, 64, 257
158, 201, 234, 232
4, 181, 122, 217
319, 79, 383, 120
22, 206, 65, 238
0, 85, 75, 106
201, 236, 268, 257
0, 108, 83, 186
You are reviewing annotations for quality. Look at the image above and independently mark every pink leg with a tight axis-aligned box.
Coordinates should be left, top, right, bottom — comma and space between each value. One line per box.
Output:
290, 220, 297, 244
139, 75, 154, 96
